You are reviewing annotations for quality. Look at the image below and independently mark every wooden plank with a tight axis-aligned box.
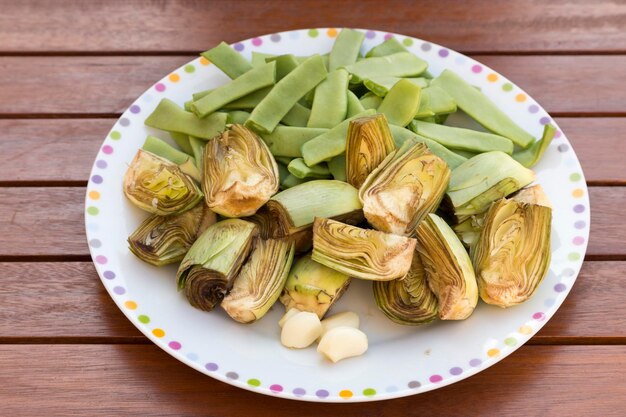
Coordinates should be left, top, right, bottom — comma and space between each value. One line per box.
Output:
0, 187, 620, 257
1, 0, 625, 53
1, 118, 624, 184
0, 56, 625, 115
0, 261, 623, 340
0, 345, 623, 416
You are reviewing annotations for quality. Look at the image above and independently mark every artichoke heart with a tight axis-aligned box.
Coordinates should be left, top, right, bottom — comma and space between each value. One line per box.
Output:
447, 151, 535, 220
373, 253, 438, 325
345, 114, 396, 189
280, 254, 351, 318
176, 219, 258, 311
416, 213, 478, 320
312, 217, 416, 281
359, 139, 450, 236
472, 185, 552, 307
123, 149, 203, 215
222, 238, 295, 323
203, 124, 279, 217
128, 203, 217, 266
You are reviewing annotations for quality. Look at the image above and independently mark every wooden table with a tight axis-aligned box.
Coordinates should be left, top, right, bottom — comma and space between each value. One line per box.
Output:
1, 1, 625, 415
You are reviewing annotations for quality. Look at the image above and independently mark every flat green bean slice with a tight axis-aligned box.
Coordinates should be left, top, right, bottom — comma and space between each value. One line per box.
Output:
301, 109, 376, 166
266, 54, 300, 80
343, 52, 427, 83
221, 87, 272, 110
389, 125, 467, 169
184, 100, 194, 112
169, 131, 193, 154
359, 92, 382, 110
409, 120, 514, 154
226, 110, 251, 125
246, 55, 327, 134
307, 69, 349, 128
281, 103, 311, 127
329, 29, 365, 71
144, 98, 227, 140
365, 37, 408, 58
192, 89, 212, 101
261, 126, 328, 157
453, 149, 479, 159
363, 76, 428, 97
346, 90, 365, 117
251, 52, 276, 67
327, 155, 347, 181
288, 158, 331, 179
192, 62, 276, 118
281, 174, 308, 189
431, 70, 535, 148
296, 54, 330, 70
414, 85, 457, 118
513, 124, 556, 167
377, 79, 422, 126
201, 42, 253, 79
188, 136, 206, 177
142, 135, 201, 181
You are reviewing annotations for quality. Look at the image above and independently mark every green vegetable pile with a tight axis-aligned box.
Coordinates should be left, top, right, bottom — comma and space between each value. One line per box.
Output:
123, 29, 555, 326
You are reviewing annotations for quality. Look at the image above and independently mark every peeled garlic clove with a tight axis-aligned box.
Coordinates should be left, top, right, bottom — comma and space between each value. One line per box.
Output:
281, 311, 322, 348
316, 311, 360, 342
278, 308, 301, 328
317, 326, 368, 363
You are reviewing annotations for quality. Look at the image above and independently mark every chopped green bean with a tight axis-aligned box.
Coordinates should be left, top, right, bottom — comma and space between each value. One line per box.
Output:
281, 174, 308, 189
414, 86, 457, 118
144, 98, 227, 140
327, 155, 347, 181
377, 79, 422, 126
261, 126, 328, 157
365, 37, 408, 58
191, 62, 276, 118
143, 135, 201, 181
301, 109, 376, 166
329, 29, 365, 71
513, 124, 556, 168
389, 125, 467, 169
288, 158, 331, 179
346, 90, 365, 117
221, 87, 272, 110
246, 55, 328, 134
192, 89, 212, 101
226, 110, 251, 125
431, 69, 535, 148
266, 54, 300, 80
296, 54, 330, 70
307, 69, 349, 128
275, 156, 294, 166
359, 92, 383, 110
281, 103, 311, 127
188, 136, 206, 177
363, 76, 428, 97
453, 149, 479, 159
169, 131, 193, 154
343, 52, 428, 83
409, 120, 514, 154
201, 42, 253, 79
251, 52, 276, 67
184, 100, 194, 112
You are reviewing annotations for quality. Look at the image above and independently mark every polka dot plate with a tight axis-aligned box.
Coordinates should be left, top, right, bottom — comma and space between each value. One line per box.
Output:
85, 28, 590, 402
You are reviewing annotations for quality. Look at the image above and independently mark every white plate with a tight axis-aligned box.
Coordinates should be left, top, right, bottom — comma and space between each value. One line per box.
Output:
85, 28, 590, 402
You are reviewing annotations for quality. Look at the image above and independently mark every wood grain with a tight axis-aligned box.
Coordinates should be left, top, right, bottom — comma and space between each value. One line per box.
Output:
0, 55, 625, 115
1, 118, 624, 184
0, 261, 623, 341
0, 344, 624, 416
1, 0, 624, 53
0, 187, 618, 257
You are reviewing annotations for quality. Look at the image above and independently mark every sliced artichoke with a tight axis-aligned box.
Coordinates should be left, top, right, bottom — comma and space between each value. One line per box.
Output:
345, 114, 396, 189
128, 203, 216, 266
312, 217, 416, 281
373, 252, 438, 325
203, 124, 279, 217
176, 219, 258, 311
416, 213, 478, 320
280, 254, 351, 318
222, 238, 295, 323
472, 185, 552, 307
359, 139, 450, 236
123, 149, 203, 215
447, 151, 535, 221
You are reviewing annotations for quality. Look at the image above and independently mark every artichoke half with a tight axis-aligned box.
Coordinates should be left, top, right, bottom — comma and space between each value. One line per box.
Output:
222, 238, 295, 323
176, 219, 258, 311
446, 151, 535, 221
472, 185, 552, 307
416, 213, 478, 320
359, 139, 450, 236
128, 203, 217, 266
312, 217, 416, 281
123, 149, 203, 215
373, 253, 438, 325
203, 124, 279, 217
345, 114, 396, 189
280, 254, 351, 318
